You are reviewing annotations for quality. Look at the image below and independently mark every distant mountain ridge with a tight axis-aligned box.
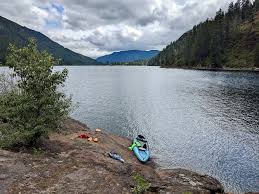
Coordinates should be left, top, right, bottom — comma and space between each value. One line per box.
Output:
96, 50, 159, 64
0, 16, 101, 65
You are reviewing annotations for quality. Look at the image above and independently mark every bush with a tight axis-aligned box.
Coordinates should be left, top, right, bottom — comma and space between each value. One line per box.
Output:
132, 175, 151, 194
0, 39, 71, 148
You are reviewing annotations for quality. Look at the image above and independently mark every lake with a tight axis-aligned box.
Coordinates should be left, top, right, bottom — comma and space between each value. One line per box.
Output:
1, 66, 259, 193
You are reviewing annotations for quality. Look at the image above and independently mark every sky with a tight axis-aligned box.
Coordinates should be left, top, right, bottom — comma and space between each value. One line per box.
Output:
0, 0, 235, 58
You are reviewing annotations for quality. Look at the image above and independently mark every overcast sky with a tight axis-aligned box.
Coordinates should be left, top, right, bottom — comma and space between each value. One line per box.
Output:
0, 0, 235, 58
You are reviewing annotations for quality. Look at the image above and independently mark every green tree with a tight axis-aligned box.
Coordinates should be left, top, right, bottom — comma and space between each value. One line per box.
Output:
227, 2, 235, 18
0, 39, 71, 148
255, 44, 259, 67
241, 0, 253, 21
234, 0, 242, 16
210, 9, 225, 68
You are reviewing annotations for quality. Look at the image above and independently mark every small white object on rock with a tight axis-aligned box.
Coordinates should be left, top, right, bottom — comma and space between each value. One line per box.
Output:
196, 181, 203, 186
95, 128, 102, 132
189, 181, 197, 186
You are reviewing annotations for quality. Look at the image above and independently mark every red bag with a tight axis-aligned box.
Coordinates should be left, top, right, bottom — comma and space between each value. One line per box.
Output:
78, 134, 89, 139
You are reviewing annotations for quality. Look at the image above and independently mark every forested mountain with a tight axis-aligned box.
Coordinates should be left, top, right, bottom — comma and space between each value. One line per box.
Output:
96, 50, 159, 64
148, 0, 259, 69
0, 16, 101, 65
109, 59, 149, 66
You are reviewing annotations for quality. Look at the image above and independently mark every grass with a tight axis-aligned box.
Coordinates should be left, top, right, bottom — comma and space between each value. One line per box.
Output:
32, 147, 45, 157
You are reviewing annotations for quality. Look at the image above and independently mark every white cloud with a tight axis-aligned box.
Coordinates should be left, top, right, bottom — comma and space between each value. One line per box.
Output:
0, 0, 236, 58
121, 26, 143, 41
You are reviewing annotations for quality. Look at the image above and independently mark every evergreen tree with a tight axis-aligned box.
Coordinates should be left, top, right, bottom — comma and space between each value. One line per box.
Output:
234, 0, 242, 15
255, 44, 259, 67
228, 2, 235, 18
256, 0, 259, 11
210, 9, 225, 68
241, 0, 253, 20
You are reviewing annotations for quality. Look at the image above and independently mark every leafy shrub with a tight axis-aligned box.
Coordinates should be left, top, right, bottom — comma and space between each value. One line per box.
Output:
0, 39, 71, 148
132, 174, 151, 194
183, 192, 193, 194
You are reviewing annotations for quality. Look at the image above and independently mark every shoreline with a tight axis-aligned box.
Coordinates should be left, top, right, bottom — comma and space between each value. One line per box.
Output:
1, 118, 225, 194
1, 118, 258, 193
160, 66, 259, 73
2, 64, 259, 73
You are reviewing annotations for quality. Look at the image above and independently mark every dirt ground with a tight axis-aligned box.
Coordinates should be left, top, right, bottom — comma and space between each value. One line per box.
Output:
0, 118, 224, 194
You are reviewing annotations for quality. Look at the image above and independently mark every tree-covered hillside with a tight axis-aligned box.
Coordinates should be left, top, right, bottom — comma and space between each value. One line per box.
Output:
97, 50, 159, 64
110, 59, 149, 66
0, 16, 101, 65
149, 0, 259, 69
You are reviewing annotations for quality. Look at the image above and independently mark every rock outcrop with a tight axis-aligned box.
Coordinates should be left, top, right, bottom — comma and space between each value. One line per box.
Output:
0, 118, 224, 194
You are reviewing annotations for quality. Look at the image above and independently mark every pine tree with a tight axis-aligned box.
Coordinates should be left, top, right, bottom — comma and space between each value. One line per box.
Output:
227, 2, 235, 19
234, 0, 242, 16
210, 9, 225, 68
241, 0, 253, 21
255, 0, 259, 11
255, 44, 259, 67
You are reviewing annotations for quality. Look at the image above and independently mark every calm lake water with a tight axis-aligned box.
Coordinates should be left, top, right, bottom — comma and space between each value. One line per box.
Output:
1, 66, 259, 193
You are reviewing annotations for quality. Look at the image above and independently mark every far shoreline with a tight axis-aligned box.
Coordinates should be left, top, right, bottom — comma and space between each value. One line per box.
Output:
1, 65, 259, 73
160, 66, 259, 73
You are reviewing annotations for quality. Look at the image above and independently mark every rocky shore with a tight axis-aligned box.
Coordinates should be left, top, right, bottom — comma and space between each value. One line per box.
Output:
0, 118, 225, 194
